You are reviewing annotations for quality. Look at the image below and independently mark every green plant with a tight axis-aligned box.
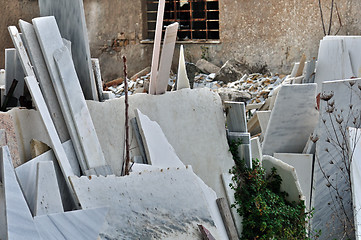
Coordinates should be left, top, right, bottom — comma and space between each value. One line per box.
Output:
228, 139, 317, 239
200, 46, 209, 61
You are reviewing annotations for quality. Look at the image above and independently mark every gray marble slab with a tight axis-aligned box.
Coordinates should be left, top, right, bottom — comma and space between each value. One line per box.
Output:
70, 167, 221, 239
34, 207, 108, 240
38, 0, 98, 100
262, 84, 319, 156
135, 109, 184, 168
91, 58, 104, 102
24, 75, 78, 208
1, 146, 40, 240
251, 136, 262, 162
155, 22, 179, 95
53, 46, 109, 172
348, 127, 361, 239
19, 19, 70, 143
314, 38, 354, 92
0, 183, 6, 240
224, 101, 247, 133
5, 48, 24, 103
32, 16, 89, 173
228, 132, 252, 168
16, 139, 79, 214
312, 78, 361, 239
35, 161, 64, 216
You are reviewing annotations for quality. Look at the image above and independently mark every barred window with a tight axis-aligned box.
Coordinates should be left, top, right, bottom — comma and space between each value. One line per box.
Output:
146, 0, 220, 41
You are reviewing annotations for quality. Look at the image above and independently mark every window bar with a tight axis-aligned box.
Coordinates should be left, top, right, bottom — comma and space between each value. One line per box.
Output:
204, 0, 208, 40
190, 0, 193, 40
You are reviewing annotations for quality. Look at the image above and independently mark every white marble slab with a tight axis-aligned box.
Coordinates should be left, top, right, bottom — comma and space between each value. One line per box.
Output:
274, 153, 313, 210
33, 16, 87, 173
312, 78, 361, 239
91, 58, 104, 102
24, 75, 77, 207
257, 110, 271, 140
87, 88, 235, 198
0, 183, 6, 240
228, 132, 252, 168
314, 38, 354, 92
16, 139, 79, 213
224, 101, 247, 133
8, 26, 34, 76
53, 46, 109, 172
177, 45, 190, 90
135, 109, 184, 168
35, 161, 63, 216
70, 167, 221, 239
155, 22, 179, 95
221, 173, 242, 237
19, 19, 70, 143
1, 146, 40, 240
263, 155, 304, 203
324, 36, 361, 78
149, 0, 166, 95
34, 207, 108, 240
38, 0, 98, 100
5, 48, 24, 103
262, 84, 319, 156
251, 136, 262, 162
348, 127, 361, 239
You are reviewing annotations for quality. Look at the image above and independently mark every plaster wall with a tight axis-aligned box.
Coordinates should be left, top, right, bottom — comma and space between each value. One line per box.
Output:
1, 0, 361, 81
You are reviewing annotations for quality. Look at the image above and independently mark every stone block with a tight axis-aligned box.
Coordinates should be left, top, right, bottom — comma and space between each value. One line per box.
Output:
196, 58, 220, 74
214, 59, 248, 83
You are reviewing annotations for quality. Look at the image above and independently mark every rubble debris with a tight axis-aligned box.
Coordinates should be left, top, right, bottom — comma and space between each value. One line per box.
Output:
214, 59, 249, 83
196, 58, 221, 74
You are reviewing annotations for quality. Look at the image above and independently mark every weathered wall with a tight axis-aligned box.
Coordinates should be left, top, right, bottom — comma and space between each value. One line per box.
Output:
1, 0, 361, 81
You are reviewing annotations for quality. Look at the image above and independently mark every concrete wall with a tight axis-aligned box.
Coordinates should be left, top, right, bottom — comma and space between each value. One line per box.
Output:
1, 0, 361, 82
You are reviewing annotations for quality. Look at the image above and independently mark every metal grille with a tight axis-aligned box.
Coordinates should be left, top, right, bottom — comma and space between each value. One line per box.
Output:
147, 0, 220, 41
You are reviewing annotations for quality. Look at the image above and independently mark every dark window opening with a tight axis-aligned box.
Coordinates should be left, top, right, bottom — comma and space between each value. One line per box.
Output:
146, 0, 220, 41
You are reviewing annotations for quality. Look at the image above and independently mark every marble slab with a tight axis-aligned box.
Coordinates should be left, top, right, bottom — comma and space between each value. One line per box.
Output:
224, 101, 247, 133
24, 75, 78, 207
19, 19, 70, 143
312, 78, 361, 239
257, 110, 271, 140
228, 132, 252, 168
34, 207, 108, 240
38, 0, 98, 100
221, 173, 242, 237
262, 84, 319, 156
87, 88, 235, 198
251, 136, 262, 162
149, 0, 166, 95
91, 58, 104, 102
53, 46, 109, 172
0, 183, 6, 240
303, 59, 316, 83
35, 161, 63, 216
1, 146, 40, 240
135, 109, 184, 168
5, 48, 24, 104
69, 167, 221, 239
348, 127, 361, 239
8, 26, 34, 76
177, 45, 190, 90
274, 153, 313, 210
32, 16, 90, 173
263, 155, 304, 203
0, 113, 21, 167
155, 22, 179, 95
314, 38, 354, 92
16, 139, 79, 213
324, 36, 361, 78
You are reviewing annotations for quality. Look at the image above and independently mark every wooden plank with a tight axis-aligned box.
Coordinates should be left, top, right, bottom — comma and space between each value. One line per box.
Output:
216, 198, 239, 240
